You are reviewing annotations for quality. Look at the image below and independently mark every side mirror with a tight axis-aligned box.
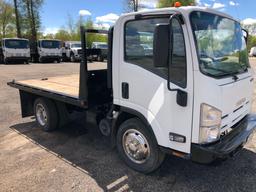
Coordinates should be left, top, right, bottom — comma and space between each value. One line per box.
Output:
176, 89, 187, 107
153, 24, 169, 68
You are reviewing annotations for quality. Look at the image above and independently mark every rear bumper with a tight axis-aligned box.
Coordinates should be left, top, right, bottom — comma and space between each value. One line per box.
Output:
191, 114, 256, 164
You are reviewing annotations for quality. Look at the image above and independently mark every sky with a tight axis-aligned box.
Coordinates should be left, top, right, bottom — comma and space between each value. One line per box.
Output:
41, 0, 256, 34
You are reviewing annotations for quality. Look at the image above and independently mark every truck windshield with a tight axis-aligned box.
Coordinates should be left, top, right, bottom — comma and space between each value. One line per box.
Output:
41, 40, 60, 49
71, 43, 81, 48
190, 11, 249, 78
5, 39, 29, 49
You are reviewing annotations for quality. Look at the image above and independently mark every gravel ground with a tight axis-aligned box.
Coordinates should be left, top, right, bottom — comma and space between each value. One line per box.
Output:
1, 60, 256, 192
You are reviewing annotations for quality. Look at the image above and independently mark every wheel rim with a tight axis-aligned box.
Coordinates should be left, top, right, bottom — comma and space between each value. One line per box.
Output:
122, 129, 150, 164
36, 103, 47, 126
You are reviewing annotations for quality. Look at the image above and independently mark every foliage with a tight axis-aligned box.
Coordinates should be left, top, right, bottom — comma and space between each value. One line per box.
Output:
0, 0, 15, 38
158, 0, 195, 7
123, 0, 139, 12
39, 16, 108, 47
247, 35, 256, 50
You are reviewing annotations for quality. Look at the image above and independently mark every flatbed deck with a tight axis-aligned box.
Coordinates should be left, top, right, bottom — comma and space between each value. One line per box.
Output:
17, 74, 80, 98
8, 62, 109, 108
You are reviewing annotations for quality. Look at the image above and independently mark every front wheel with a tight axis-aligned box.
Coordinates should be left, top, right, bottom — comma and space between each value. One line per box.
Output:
70, 54, 75, 62
3, 58, 8, 64
116, 118, 165, 173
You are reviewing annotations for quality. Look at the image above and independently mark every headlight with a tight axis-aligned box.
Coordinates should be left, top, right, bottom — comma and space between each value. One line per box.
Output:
5, 51, 11, 57
199, 103, 222, 144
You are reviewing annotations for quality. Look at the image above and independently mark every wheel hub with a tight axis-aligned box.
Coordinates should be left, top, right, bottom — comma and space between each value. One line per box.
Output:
123, 129, 150, 164
36, 104, 47, 126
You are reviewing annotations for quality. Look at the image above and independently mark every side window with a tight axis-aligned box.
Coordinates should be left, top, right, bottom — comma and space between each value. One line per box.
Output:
170, 18, 187, 88
125, 18, 169, 79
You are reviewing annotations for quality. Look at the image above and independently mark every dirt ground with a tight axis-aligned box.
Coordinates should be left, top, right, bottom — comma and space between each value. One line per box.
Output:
1, 60, 256, 192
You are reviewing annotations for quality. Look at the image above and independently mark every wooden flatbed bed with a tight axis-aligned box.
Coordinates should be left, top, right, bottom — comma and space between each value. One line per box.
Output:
17, 74, 80, 99
8, 63, 110, 109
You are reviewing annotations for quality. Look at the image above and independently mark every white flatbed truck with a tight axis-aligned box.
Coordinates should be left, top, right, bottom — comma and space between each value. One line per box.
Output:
8, 6, 256, 173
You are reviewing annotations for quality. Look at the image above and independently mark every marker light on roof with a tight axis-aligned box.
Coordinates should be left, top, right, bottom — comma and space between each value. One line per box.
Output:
174, 1, 182, 7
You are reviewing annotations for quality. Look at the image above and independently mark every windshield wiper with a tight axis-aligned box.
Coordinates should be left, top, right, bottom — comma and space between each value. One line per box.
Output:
203, 65, 240, 80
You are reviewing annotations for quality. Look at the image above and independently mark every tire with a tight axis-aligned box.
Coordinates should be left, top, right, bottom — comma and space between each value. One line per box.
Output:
57, 59, 60, 63
116, 118, 165, 173
39, 57, 43, 63
4, 58, 8, 64
34, 98, 59, 131
97, 55, 104, 62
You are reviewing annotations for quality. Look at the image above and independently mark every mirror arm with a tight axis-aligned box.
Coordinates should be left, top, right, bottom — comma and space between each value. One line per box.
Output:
167, 14, 187, 107
242, 28, 249, 44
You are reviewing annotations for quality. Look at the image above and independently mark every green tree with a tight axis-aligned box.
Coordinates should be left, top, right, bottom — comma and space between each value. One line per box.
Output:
0, 0, 15, 38
55, 29, 71, 41
248, 35, 256, 50
124, 0, 139, 12
13, 0, 21, 37
158, 0, 195, 7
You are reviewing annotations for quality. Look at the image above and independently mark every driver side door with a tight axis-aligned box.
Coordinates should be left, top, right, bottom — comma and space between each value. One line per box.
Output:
117, 15, 194, 153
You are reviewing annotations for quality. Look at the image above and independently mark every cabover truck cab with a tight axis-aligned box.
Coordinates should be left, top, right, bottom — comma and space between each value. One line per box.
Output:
8, 7, 256, 173
31, 39, 62, 63
0, 38, 30, 64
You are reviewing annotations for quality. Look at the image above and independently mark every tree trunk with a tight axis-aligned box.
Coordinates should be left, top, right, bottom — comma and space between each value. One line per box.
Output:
13, 0, 21, 37
30, 0, 37, 41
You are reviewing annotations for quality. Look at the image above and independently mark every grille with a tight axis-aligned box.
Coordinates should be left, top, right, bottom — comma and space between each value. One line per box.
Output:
220, 101, 250, 135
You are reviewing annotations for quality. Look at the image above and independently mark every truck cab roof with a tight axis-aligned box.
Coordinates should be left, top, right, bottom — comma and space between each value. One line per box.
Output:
118, 6, 238, 23
65, 41, 81, 44
2, 38, 29, 41
38, 39, 61, 42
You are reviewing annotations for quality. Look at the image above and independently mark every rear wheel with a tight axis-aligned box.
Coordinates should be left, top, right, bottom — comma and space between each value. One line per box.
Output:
34, 98, 58, 131
116, 118, 165, 173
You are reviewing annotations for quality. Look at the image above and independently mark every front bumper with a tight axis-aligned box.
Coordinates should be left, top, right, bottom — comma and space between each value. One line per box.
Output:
40, 56, 61, 60
191, 114, 256, 164
6, 56, 30, 61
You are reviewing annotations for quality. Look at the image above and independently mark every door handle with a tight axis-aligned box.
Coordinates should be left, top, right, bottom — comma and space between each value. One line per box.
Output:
122, 82, 129, 99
